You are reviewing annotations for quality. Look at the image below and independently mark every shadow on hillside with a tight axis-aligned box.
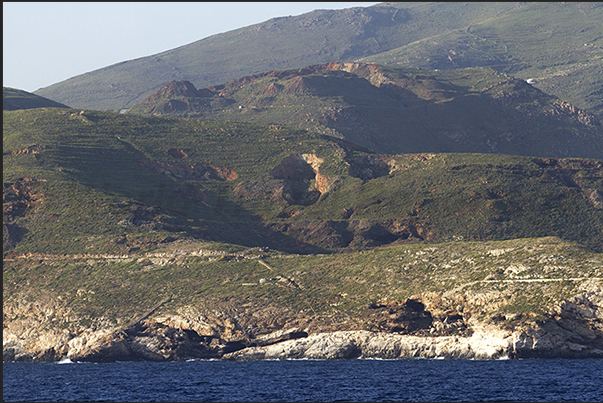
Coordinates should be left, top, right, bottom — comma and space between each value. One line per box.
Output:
104, 178, 331, 255
3, 223, 28, 254
45, 132, 332, 254
48, 130, 603, 254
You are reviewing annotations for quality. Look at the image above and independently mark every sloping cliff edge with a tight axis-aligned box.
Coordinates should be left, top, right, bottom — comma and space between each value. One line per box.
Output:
4, 281, 603, 362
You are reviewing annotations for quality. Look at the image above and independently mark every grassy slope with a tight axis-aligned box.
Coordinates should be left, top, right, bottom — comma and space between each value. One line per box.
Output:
297, 152, 603, 249
4, 108, 603, 256
127, 64, 603, 159
361, 2, 603, 116
3, 236, 602, 330
2, 108, 348, 254
3, 87, 68, 110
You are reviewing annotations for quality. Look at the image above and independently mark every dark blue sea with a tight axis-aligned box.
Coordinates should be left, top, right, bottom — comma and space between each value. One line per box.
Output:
3, 358, 603, 402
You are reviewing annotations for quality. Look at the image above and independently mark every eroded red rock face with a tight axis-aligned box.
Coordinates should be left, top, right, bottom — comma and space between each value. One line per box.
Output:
151, 81, 202, 100
209, 165, 238, 181
3, 178, 47, 253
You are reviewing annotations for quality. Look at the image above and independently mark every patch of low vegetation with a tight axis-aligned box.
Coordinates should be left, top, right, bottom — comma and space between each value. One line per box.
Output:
3, 237, 601, 330
3, 108, 349, 255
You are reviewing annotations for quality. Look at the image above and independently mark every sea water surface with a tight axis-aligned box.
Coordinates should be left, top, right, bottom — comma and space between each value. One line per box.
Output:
3, 358, 603, 402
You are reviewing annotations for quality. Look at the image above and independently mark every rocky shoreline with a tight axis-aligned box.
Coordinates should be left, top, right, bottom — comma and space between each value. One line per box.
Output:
5, 283, 603, 362
4, 324, 603, 363
223, 328, 603, 361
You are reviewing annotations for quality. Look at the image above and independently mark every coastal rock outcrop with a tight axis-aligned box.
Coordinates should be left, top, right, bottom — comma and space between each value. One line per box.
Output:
222, 329, 516, 361
5, 281, 603, 362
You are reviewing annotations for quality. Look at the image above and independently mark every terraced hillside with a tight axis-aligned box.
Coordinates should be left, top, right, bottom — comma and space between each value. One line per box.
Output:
127, 63, 603, 158
4, 107, 603, 257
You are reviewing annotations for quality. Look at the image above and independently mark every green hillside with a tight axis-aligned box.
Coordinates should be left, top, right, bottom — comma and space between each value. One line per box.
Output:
127, 63, 603, 159
4, 235, 601, 334
3, 87, 68, 110
4, 108, 603, 257
33, 2, 602, 119
361, 2, 603, 117
5, 2, 603, 362
3, 108, 348, 255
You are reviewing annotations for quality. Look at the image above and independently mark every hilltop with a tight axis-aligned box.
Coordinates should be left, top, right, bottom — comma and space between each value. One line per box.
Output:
33, 2, 603, 119
3, 87, 68, 110
360, 2, 603, 118
127, 63, 603, 159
